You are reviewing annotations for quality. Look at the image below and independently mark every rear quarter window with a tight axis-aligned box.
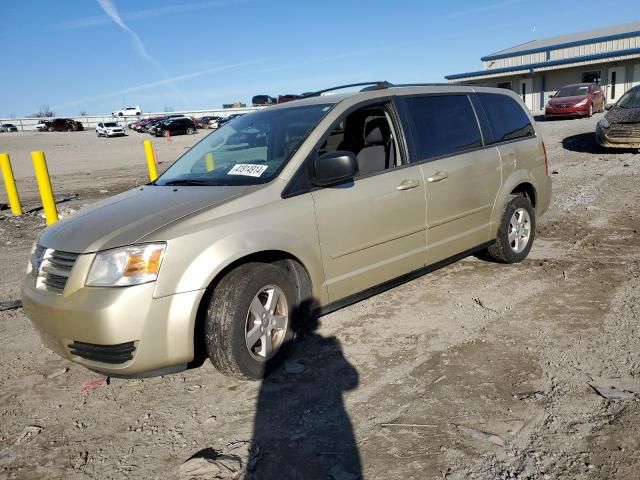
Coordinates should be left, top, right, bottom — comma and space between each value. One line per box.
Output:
477, 93, 535, 143
403, 95, 483, 161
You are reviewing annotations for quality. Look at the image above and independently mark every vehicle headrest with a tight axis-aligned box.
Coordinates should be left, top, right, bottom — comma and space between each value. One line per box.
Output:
364, 118, 390, 146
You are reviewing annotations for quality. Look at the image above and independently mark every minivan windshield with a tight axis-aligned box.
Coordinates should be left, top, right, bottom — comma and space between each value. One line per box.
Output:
555, 85, 589, 97
617, 87, 640, 109
155, 104, 332, 186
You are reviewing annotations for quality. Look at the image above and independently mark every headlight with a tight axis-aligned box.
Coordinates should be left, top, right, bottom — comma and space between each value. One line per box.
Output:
598, 117, 610, 129
575, 98, 588, 107
86, 243, 166, 287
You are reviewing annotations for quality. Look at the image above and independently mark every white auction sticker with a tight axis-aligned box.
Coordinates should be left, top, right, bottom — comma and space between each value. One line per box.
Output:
227, 163, 268, 177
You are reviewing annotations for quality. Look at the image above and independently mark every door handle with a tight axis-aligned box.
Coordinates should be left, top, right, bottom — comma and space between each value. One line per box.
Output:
397, 179, 420, 191
427, 171, 448, 183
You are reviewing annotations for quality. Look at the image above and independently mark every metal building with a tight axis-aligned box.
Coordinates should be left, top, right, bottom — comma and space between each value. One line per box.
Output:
445, 22, 640, 111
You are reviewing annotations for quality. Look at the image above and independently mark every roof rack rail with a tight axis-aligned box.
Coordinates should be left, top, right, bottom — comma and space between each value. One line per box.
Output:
391, 82, 485, 88
301, 82, 392, 98
301, 81, 490, 99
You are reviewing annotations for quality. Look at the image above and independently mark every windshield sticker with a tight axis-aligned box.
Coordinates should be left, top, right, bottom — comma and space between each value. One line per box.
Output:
228, 163, 268, 177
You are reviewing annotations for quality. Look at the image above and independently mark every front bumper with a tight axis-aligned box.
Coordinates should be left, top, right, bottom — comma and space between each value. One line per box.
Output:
106, 130, 125, 136
596, 125, 640, 149
21, 274, 205, 376
545, 104, 590, 118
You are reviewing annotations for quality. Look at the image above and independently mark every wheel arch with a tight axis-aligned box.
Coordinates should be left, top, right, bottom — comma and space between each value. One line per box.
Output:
490, 173, 539, 240
190, 249, 315, 368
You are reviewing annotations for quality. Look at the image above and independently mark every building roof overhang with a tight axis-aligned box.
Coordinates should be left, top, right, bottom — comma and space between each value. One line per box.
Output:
446, 48, 640, 81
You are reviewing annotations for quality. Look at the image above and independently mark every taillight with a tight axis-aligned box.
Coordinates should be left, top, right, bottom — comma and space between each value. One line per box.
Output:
542, 142, 549, 176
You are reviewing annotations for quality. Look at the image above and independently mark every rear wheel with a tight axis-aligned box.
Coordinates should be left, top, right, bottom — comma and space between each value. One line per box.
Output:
487, 195, 535, 263
205, 263, 295, 380
186, 127, 195, 135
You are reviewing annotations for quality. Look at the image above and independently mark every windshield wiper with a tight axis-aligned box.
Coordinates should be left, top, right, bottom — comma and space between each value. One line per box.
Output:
161, 179, 215, 186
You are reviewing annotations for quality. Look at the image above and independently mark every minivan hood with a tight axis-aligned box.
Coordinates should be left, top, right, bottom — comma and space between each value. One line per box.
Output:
39, 185, 248, 253
605, 105, 640, 124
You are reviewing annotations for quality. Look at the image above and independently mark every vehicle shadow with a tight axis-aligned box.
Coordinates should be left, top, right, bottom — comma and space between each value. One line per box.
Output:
247, 302, 362, 479
562, 132, 603, 154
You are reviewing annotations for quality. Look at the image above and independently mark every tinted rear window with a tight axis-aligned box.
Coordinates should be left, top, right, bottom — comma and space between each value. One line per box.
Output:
477, 93, 534, 143
404, 95, 482, 160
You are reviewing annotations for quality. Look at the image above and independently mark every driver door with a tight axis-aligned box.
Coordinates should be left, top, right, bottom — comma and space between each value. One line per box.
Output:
311, 102, 427, 302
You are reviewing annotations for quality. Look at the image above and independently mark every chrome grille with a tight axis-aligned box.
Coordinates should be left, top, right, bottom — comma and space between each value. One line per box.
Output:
32, 246, 79, 293
608, 124, 640, 139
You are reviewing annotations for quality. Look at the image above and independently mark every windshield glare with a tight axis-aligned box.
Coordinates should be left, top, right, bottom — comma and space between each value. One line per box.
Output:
155, 104, 332, 186
617, 88, 640, 109
556, 86, 589, 97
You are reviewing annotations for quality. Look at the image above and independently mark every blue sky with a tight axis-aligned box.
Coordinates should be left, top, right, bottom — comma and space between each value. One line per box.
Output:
0, 0, 638, 117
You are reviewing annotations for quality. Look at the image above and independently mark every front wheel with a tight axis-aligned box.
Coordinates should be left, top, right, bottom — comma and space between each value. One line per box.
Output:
186, 127, 195, 135
487, 195, 535, 263
205, 263, 295, 380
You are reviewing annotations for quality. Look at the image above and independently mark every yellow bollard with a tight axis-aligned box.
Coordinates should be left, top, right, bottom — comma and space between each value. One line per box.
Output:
205, 152, 215, 172
31, 151, 59, 225
0, 153, 23, 215
144, 140, 158, 181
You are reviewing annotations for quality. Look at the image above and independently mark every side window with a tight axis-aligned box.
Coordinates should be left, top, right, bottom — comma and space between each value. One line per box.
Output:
403, 95, 482, 161
318, 105, 400, 176
477, 93, 535, 143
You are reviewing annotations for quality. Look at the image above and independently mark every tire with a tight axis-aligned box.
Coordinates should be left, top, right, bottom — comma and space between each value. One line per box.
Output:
96, 130, 100, 137
205, 262, 296, 380
47, 127, 54, 132
487, 195, 535, 264
164, 130, 170, 138
186, 127, 195, 135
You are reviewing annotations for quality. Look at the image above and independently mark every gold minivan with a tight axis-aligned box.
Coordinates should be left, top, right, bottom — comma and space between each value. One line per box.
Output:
22, 83, 551, 380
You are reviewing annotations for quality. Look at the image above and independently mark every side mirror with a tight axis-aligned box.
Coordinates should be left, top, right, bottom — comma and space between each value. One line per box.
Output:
311, 151, 359, 187
605, 104, 613, 110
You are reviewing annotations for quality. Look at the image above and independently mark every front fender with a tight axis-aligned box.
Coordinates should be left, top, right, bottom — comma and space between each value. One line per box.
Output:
151, 193, 328, 305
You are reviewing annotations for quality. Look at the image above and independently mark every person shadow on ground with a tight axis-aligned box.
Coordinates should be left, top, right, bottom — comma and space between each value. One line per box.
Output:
247, 305, 361, 480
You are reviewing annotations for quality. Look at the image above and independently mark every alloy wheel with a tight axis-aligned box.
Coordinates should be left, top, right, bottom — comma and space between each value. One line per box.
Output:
508, 208, 531, 253
244, 285, 288, 361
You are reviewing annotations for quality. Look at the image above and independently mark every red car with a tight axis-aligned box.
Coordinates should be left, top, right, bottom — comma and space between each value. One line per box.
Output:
545, 83, 605, 119
277, 94, 301, 104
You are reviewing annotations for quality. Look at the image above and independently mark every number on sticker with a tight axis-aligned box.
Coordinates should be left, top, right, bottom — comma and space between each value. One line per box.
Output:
228, 164, 268, 177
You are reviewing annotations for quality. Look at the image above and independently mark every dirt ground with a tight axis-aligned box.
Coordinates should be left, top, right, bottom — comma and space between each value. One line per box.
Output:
1, 116, 639, 480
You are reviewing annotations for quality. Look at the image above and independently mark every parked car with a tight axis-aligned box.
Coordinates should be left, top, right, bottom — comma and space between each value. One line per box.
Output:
277, 94, 301, 104
96, 122, 125, 138
252, 95, 276, 106
195, 116, 221, 129
545, 83, 604, 119
0, 123, 18, 132
35, 120, 50, 131
216, 113, 244, 128
596, 84, 640, 149
45, 118, 84, 132
112, 106, 142, 116
21, 83, 551, 380
132, 116, 163, 132
154, 117, 197, 137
